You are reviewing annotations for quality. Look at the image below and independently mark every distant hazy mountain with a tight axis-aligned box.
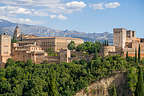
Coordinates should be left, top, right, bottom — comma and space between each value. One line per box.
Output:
0, 19, 113, 42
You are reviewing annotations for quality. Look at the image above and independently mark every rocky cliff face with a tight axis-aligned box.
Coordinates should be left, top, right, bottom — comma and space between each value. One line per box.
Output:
74, 72, 129, 96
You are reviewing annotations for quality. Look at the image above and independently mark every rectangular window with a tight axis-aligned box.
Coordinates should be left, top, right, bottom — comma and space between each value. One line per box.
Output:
4, 52, 8, 54
4, 45, 8, 47
132, 31, 135, 37
128, 43, 132, 48
127, 31, 131, 38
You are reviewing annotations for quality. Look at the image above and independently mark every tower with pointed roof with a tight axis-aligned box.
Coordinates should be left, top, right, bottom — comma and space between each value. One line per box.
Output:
13, 25, 20, 40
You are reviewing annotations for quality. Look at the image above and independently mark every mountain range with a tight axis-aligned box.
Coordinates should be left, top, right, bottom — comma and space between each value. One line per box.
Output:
0, 19, 113, 42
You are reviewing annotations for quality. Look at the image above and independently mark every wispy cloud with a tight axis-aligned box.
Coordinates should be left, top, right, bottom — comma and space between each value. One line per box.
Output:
90, 3, 104, 10
57, 14, 67, 20
0, 16, 35, 24
0, 0, 86, 14
105, 2, 120, 8
0, 0, 120, 24
49, 14, 67, 20
66, 1, 86, 9
90, 2, 120, 10
0, 0, 86, 22
0, 6, 31, 15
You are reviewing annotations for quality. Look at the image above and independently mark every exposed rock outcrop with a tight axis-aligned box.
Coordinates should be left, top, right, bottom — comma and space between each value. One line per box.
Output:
75, 72, 128, 96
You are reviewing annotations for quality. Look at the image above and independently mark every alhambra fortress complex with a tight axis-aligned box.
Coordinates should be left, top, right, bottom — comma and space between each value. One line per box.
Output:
0, 26, 84, 67
0, 26, 144, 67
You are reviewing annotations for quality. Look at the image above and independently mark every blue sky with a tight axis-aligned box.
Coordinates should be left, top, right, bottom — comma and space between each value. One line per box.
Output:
0, 0, 144, 37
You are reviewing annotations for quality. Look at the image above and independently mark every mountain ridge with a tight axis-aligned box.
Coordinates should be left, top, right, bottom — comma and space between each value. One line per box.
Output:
0, 19, 113, 42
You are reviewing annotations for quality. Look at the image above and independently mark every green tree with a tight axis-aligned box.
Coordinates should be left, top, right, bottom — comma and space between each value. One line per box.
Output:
104, 40, 107, 46
5, 58, 15, 68
0, 68, 5, 80
113, 85, 117, 96
11, 39, 18, 43
135, 48, 138, 63
107, 40, 109, 46
0, 80, 11, 94
138, 44, 141, 63
126, 51, 129, 61
127, 67, 138, 95
25, 59, 33, 66
135, 67, 144, 96
68, 41, 75, 50
76, 44, 84, 51
141, 58, 144, 65
94, 48, 98, 59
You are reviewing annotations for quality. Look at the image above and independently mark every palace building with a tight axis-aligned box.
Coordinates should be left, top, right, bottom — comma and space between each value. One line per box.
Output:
22, 37, 83, 52
0, 26, 83, 67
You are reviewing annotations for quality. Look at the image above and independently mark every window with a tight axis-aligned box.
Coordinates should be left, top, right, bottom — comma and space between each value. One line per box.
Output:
127, 31, 130, 38
4, 52, 8, 54
132, 31, 135, 37
128, 43, 132, 48
4, 45, 8, 47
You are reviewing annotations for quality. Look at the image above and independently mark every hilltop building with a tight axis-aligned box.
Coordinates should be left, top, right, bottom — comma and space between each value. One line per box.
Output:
0, 26, 83, 67
104, 28, 144, 58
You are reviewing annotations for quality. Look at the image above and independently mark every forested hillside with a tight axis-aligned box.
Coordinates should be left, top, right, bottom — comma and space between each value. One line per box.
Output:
0, 41, 144, 96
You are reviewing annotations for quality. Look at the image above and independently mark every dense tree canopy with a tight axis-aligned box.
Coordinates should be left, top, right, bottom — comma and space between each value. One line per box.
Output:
135, 67, 144, 96
0, 41, 144, 96
0, 54, 129, 96
75, 41, 101, 54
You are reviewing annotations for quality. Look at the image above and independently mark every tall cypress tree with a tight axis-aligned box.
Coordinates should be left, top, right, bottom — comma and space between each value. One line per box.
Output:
126, 51, 129, 61
113, 85, 117, 96
104, 40, 107, 46
107, 40, 109, 46
94, 48, 98, 59
135, 67, 144, 96
138, 44, 141, 63
135, 48, 138, 63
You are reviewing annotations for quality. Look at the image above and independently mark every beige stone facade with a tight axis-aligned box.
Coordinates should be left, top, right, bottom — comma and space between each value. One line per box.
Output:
103, 46, 116, 56
0, 34, 11, 67
23, 37, 84, 52
113, 28, 127, 50
11, 39, 71, 64
11, 43, 46, 64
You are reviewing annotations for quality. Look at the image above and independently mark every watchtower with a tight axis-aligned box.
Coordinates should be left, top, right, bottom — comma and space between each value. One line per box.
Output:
0, 33, 11, 67
113, 28, 127, 50
13, 25, 20, 40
